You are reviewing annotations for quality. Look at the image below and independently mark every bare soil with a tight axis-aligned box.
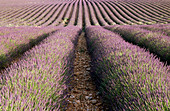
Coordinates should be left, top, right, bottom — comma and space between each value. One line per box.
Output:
65, 32, 105, 111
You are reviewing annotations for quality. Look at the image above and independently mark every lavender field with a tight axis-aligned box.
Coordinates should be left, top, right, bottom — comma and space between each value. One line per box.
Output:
0, 0, 169, 110
0, 0, 170, 27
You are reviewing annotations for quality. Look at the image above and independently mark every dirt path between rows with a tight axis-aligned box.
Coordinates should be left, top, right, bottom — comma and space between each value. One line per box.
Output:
65, 32, 106, 111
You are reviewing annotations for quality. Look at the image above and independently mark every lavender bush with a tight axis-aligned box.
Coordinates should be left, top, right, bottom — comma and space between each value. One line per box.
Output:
0, 26, 81, 110
27, 4, 55, 25
103, 1, 131, 24
86, 26, 169, 111
117, 2, 155, 23
111, 2, 146, 24
77, 0, 83, 28
87, 1, 100, 26
67, 1, 78, 26
99, 2, 125, 25
104, 25, 170, 64
95, 1, 116, 25
91, 1, 109, 26
0, 26, 59, 69
83, 0, 91, 27
35, 4, 61, 26
51, 3, 70, 26
60, 1, 75, 26
1, 0, 169, 27
107, 1, 138, 25
138, 24, 170, 36
41, 3, 65, 26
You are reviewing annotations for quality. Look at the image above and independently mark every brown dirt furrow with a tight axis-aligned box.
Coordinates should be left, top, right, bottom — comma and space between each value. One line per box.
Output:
65, 32, 104, 111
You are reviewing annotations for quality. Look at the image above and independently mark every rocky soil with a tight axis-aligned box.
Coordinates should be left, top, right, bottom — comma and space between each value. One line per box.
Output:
65, 32, 106, 111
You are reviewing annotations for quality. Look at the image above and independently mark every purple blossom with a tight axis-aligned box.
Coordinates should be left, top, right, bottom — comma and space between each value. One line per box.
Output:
0, 26, 81, 110
86, 26, 169, 110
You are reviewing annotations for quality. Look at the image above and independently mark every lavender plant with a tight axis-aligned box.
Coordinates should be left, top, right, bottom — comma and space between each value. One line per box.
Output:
35, 4, 61, 26
86, 26, 170, 111
83, 0, 91, 27
91, 1, 109, 26
104, 25, 170, 64
99, 2, 124, 25
138, 24, 170, 36
95, 1, 116, 25
51, 3, 70, 26
0, 26, 81, 110
77, 0, 83, 28
67, 1, 79, 26
87, 1, 100, 26
0, 26, 59, 68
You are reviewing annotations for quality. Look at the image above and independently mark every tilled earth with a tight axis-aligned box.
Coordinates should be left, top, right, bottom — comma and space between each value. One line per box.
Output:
65, 32, 105, 111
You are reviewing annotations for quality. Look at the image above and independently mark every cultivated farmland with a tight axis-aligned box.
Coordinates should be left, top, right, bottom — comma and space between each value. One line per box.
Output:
0, 0, 170, 27
0, 0, 169, 110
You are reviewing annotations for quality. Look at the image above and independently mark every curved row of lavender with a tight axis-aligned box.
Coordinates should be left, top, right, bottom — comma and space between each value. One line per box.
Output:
0, 26, 58, 69
117, 1, 169, 23
0, 0, 74, 5
85, 26, 169, 110
88, 0, 170, 2
0, 26, 81, 110
107, 1, 169, 24
105, 1, 139, 25
94, 1, 116, 25
0, 0, 169, 27
83, 0, 91, 27
104, 25, 170, 64
90, 1, 109, 26
77, 0, 83, 27
66, 1, 78, 26
137, 24, 170, 36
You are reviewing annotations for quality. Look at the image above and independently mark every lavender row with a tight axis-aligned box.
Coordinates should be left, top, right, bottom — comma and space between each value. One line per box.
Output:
95, 1, 116, 25
1, 0, 170, 26
122, 2, 168, 23
136, 2, 170, 17
120, 2, 158, 23
86, 1, 99, 26
0, 5, 33, 21
26, 4, 54, 25
28, 4, 56, 25
67, 0, 79, 26
0, 26, 58, 68
137, 24, 170, 36
15, 5, 45, 26
22, 5, 49, 25
83, 0, 91, 27
85, 26, 169, 111
125, 2, 162, 21
103, 2, 130, 24
0, 0, 74, 5
91, 1, 109, 26
41, 3, 64, 26
117, 2, 152, 23
35, 4, 61, 26
118, 1, 169, 24
50, 3, 70, 26
0, 26, 81, 110
113, 2, 147, 24
3, 5, 45, 26
61, 1, 75, 26
10, 5, 47, 26
104, 25, 170, 64
135, 2, 170, 19
99, 2, 124, 24
76, 0, 83, 27
106, 1, 138, 25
